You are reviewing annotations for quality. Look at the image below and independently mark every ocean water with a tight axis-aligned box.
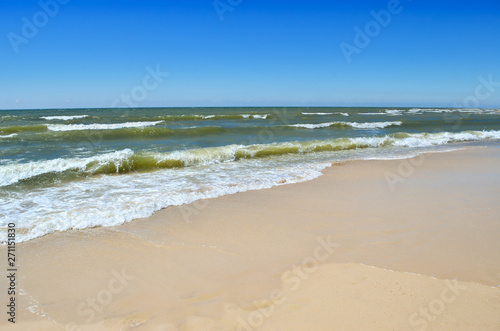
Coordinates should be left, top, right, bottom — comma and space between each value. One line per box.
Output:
1, 107, 499, 243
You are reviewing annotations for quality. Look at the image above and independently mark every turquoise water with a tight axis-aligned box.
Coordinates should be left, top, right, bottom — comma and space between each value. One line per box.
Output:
1, 107, 499, 242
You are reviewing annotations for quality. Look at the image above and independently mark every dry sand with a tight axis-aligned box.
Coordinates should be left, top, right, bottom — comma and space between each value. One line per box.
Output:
2, 145, 500, 330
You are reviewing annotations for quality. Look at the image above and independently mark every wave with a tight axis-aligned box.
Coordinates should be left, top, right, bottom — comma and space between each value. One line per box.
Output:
46, 121, 163, 131
0, 150, 133, 187
0, 133, 18, 139
362, 108, 500, 116
144, 114, 271, 121
41, 115, 89, 121
385, 109, 408, 116
0, 125, 48, 134
241, 114, 269, 119
289, 122, 335, 129
1, 121, 165, 135
2, 125, 225, 142
0, 115, 18, 121
302, 112, 349, 116
2, 129, 499, 187
347, 121, 402, 129
288, 121, 402, 129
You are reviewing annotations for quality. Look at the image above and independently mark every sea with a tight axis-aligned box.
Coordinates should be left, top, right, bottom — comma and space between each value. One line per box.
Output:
1, 107, 499, 243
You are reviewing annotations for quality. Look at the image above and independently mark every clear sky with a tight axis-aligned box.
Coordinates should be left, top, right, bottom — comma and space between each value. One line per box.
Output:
1, 0, 499, 109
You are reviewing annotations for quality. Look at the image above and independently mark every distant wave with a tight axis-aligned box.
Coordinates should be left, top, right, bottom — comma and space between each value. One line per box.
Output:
1, 125, 225, 142
0, 133, 17, 139
288, 121, 402, 129
241, 114, 269, 119
47, 121, 163, 132
148, 114, 271, 121
2, 129, 499, 187
197, 114, 269, 120
0, 125, 48, 135
360, 108, 500, 116
289, 122, 335, 129
347, 121, 402, 129
0, 115, 18, 121
41, 115, 89, 121
302, 112, 349, 116
359, 112, 386, 116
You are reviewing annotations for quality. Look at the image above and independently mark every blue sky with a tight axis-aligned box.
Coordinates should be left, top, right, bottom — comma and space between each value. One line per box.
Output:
1, 0, 499, 109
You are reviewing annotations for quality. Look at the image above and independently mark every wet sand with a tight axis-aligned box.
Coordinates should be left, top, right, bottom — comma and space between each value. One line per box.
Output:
2, 145, 500, 330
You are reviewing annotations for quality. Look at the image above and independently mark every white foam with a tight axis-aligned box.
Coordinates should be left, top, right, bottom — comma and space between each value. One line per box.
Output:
241, 114, 269, 119
390, 130, 500, 148
46, 121, 162, 131
385, 109, 406, 115
288, 121, 402, 129
348, 121, 402, 129
0, 157, 330, 243
302, 112, 349, 116
0, 133, 17, 138
383, 108, 498, 116
193, 114, 269, 119
41, 115, 88, 121
289, 122, 337, 129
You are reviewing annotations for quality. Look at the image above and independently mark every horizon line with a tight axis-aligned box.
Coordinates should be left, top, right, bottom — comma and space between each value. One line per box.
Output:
1, 105, 499, 111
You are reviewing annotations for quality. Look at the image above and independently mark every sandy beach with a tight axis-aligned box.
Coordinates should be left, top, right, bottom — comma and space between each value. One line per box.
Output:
2, 145, 500, 330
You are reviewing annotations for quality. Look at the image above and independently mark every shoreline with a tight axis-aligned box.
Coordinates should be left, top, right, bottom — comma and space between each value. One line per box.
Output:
5, 140, 494, 246
2, 144, 500, 330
